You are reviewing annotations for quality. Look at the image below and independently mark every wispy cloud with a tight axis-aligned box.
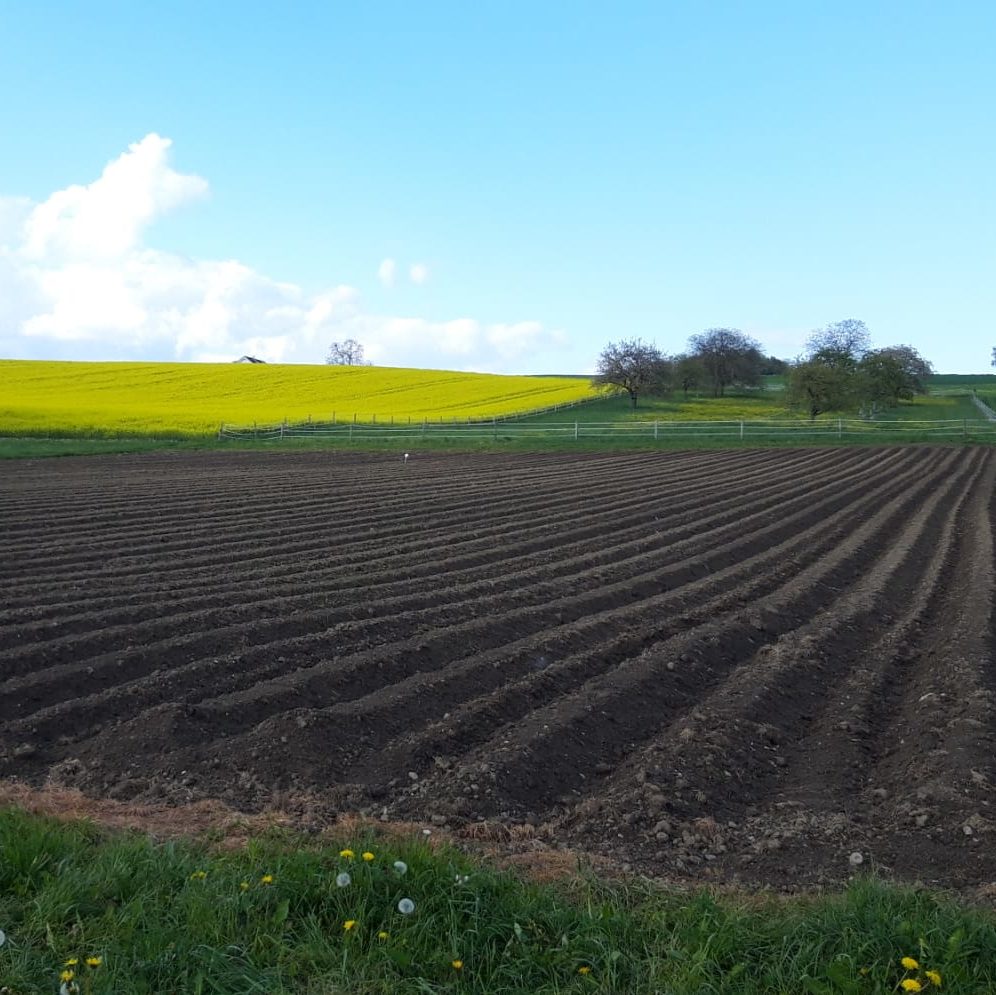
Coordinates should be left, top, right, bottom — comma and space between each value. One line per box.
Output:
377, 257, 396, 288
409, 262, 429, 285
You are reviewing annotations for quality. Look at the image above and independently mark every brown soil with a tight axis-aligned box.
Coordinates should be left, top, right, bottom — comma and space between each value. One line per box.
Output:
2, 447, 995, 893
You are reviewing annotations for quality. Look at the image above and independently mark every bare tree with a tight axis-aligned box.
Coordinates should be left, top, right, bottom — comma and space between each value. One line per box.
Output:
592, 339, 671, 409
806, 319, 870, 370
326, 339, 367, 366
688, 328, 763, 397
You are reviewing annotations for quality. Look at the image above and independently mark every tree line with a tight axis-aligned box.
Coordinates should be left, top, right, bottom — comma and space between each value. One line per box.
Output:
594, 320, 933, 418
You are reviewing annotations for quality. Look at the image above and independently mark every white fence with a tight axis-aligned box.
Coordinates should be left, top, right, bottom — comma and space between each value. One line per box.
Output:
218, 417, 996, 443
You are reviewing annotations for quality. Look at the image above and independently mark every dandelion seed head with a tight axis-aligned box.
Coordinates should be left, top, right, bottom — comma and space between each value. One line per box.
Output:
397, 898, 415, 915
393, 860, 408, 875
0, 927, 5, 946
336, 872, 352, 888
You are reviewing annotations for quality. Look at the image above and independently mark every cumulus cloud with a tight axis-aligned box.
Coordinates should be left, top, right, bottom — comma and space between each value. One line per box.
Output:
0, 135, 569, 371
377, 257, 396, 288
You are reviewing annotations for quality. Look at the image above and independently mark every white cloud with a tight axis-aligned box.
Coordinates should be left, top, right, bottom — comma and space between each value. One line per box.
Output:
377, 257, 396, 288
0, 135, 569, 372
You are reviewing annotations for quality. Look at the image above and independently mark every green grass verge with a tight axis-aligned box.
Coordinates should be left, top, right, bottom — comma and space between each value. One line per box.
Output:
1, 808, 995, 994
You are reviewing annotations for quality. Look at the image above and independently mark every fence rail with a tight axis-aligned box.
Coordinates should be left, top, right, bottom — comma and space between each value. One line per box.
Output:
218, 417, 996, 443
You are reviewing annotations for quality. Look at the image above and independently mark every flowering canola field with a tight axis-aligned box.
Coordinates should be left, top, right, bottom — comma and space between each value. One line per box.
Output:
0, 360, 597, 437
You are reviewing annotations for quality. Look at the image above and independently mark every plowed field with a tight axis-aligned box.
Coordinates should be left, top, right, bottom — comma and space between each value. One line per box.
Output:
2, 448, 995, 890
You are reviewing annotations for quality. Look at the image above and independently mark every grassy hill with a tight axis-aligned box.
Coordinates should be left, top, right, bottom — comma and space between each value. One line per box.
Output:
0, 360, 597, 438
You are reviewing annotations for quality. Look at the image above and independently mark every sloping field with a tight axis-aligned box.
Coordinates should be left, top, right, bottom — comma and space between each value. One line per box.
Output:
1, 448, 995, 890
0, 360, 596, 436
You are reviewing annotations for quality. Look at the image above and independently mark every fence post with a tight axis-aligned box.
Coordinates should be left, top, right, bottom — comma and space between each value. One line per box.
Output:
349, 422, 353, 442
218, 422, 224, 439
740, 420, 744, 441
280, 422, 284, 440
422, 419, 427, 435
493, 417, 498, 441
574, 421, 579, 441
838, 417, 842, 440
654, 420, 658, 441
964, 418, 968, 438
332, 412, 336, 425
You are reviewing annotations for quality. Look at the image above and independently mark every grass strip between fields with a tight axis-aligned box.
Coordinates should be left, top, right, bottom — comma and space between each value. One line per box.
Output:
1, 808, 994, 994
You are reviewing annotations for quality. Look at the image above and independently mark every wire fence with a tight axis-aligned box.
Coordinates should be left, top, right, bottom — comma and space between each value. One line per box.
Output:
218, 417, 996, 443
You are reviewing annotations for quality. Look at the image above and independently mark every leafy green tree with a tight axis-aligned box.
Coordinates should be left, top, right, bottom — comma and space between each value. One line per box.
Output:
673, 353, 706, 398
787, 359, 857, 420
859, 345, 933, 407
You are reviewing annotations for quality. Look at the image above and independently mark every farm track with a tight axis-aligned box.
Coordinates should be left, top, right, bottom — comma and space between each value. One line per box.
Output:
1, 448, 994, 891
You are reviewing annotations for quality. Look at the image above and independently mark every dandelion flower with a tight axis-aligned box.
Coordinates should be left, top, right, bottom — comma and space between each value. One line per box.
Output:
60, 970, 75, 983
397, 898, 415, 915
190, 870, 207, 880
343, 919, 357, 931
260, 874, 274, 885
393, 860, 408, 875
451, 960, 463, 970
925, 970, 942, 986
239, 881, 250, 891
340, 849, 355, 859
902, 957, 921, 971
64, 958, 79, 967
85, 956, 102, 968
336, 872, 352, 888
362, 851, 375, 862
901, 981, 923, 993
578, 966, 592, 975
378, 931, 390, 940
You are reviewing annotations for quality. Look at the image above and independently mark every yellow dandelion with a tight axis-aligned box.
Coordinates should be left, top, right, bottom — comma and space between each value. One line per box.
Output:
902, 957, 921, 971
451, 959, 463, 970
362, 851, 375, 862
260, 874, 274, 885
343, 919, 357, 931
239, 880, 250, 891
578, 965, 592, 975
378, 930, 390, 940
85, 956, 102, 968
60, 970, 75, 983
64, 959, 79, 967
190, 869, 207, 880
901, 981, 923, 993
925, 970, 942, 987
340, 849, 355, 859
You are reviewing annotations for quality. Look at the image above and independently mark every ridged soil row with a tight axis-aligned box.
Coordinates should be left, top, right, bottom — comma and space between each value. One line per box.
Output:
561, 447, 989, 846
0, 448, 881, 692
0, 447, 843, 639
0, 448, 930, 756
391, 448, 970, 821
0, 447, 813, 599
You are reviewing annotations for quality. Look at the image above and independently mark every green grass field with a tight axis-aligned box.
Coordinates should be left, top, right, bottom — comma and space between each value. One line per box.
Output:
1, 808, 993, 995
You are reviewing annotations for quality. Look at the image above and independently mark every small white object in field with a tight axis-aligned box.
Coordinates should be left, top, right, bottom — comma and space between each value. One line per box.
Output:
848, 851, 864, 867
0, 927, 5, 946
397, 897, 416, 915
336, 872, 351, 888
404, 452, 409, 463
393, 860, 408, 876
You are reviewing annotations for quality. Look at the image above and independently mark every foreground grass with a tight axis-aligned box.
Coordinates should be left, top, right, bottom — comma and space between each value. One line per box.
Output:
1, 810, 995, 994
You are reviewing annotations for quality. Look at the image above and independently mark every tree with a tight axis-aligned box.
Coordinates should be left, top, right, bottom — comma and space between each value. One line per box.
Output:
592, 339, 671, 408
673, 354, 706, 398
806, 319, 870, 371
786, 359, 856, 420
759, 355, 789, 376
326, 339, 367, 366
859, 345, 933, 408
688, 328, 764, 397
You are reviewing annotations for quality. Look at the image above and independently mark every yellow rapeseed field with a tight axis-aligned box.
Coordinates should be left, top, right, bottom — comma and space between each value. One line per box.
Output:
0, 360, 599, 437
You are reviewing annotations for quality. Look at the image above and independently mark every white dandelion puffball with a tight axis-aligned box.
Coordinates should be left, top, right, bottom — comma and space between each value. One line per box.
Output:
397, 897, 415, 915
393, 860, 408, 876
336, 872, 351, 888
0, 927, 5, 945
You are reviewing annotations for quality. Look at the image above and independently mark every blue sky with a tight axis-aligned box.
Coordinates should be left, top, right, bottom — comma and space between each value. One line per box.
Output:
1, 1, 993, 373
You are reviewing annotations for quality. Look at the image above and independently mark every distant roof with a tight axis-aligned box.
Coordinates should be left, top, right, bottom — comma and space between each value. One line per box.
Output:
234, 355, 266, 363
